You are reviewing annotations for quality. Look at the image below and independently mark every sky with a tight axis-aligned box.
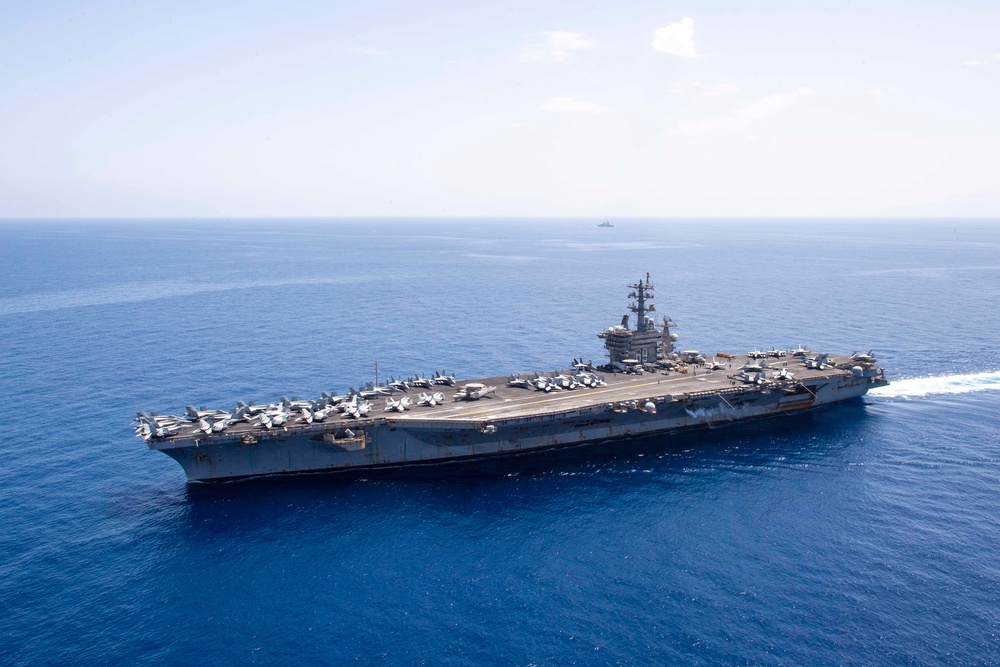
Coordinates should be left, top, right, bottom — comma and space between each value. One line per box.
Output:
1, 0, 998, 218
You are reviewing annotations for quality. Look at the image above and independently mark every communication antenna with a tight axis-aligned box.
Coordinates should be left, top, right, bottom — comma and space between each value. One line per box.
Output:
627, 272, 656, 332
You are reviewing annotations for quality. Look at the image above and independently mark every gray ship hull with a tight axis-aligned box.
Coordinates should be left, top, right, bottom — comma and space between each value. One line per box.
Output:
150, 366, 883, 482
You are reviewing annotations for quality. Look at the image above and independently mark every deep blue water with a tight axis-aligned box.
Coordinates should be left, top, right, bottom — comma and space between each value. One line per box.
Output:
1, 219, 999, 666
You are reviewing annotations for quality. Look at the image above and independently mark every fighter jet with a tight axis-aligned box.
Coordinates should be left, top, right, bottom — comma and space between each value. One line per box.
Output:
214, 405, 254, 432
790, 345, 811, 357
134, 422, 159, 441
383, 396, 413, 412
433, 371, 457, 387
135, 411, 185, 427
411, 375, 435, 389
766, 348, 787, 358
320, 392, 349, 406
195, 414, 226, 435
572, 371, 604, 388
237, 400, 271, 417
705, 358, 726, 371
134, 412, 184, 439
550, 373, 578, 390
339, 394, 373, 413
350, 384, 391, 400
736, 370, 768, 385
772, 368, 795, 381
803, 353, 831, 370
417, 391, 446, 406
851, 350, 877, 364
740, 359, 768, 373
535, 377, 557, 392
338, 394, 360, 412
187, 405, 249, 434
747, 349, 767, 360
388, 377, 410, 393
366, 381, 396, 396
530, 373, 560, 392
572, 358, 596, 372
185, 405, 228, 421
257, 406, 290, 430
280, 396, 315, 411
342, 399, 372, 419
507, 375, 532, 389
310, 404, 338, 422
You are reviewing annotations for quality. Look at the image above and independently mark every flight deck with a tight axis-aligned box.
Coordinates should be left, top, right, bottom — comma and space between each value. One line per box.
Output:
384, 356, 860, 424
154, 353, 868, 443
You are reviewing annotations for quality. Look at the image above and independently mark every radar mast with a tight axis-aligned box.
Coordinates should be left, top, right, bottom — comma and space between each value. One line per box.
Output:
628, 273, 656, 332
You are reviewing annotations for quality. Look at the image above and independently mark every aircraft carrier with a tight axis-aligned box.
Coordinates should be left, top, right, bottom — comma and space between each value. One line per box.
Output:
136, 275, 889, 482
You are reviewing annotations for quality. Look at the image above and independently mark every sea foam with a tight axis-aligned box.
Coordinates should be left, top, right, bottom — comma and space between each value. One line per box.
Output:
870, 371, 1000, 398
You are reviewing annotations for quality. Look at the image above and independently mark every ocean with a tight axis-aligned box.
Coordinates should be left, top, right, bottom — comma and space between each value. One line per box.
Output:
1, 219, 998, 665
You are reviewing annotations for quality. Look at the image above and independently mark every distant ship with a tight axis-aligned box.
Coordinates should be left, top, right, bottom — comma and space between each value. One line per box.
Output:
135, 274, 888, 482
598, 221, 614, 228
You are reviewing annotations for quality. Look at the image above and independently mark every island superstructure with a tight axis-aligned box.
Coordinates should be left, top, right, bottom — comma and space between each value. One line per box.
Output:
598, 273, 677, 367
136, 275, 888, 482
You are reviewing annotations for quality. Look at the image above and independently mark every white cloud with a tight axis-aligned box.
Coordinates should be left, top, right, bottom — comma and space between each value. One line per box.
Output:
673, 87, 816, 135
670, 82, 741, 97
547, 31, 592, 52
961, 53, 1000, 66
652, 17, 697, 58
522, 31, 594, 62
868, 88, 887, 100
540, 96, 609, 114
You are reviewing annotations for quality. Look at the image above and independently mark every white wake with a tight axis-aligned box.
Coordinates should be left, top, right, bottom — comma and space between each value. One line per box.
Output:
870, 371, 1000, 398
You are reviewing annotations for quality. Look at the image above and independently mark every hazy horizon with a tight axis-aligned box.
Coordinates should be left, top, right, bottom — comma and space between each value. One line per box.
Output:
3, 215, 999, 226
